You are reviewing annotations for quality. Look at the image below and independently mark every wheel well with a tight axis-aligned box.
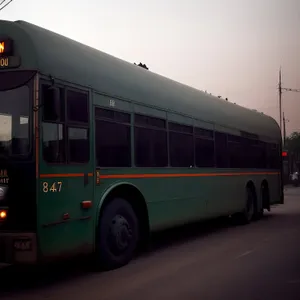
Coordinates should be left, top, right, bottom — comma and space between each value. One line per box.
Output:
261, 180, 270, 210
100, 184, 150, 250
246, 181, 258, 209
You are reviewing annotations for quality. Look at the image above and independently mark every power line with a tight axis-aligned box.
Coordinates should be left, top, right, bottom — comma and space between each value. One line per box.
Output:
0, 0, 13, 12
282, 87, 300, 93
277, 67, 300, 136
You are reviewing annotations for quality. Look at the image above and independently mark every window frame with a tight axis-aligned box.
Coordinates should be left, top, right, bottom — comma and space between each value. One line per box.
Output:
194, 127, 215, 168
168, 121, 194, 168
134, 113, 168, 168
40, 81, 90, 165
94, 106, 132, 168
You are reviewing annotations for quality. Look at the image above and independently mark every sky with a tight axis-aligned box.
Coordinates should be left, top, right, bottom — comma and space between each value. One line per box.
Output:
1, 0, 300, 135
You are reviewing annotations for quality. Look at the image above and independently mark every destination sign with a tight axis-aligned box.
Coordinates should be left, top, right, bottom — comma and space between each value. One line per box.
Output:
0, 56, 21, 69
0, 39, 13, 56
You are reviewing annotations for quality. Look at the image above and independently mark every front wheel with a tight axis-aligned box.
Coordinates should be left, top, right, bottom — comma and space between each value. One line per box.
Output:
233, 187, 255, 225
97, 198, 139, 270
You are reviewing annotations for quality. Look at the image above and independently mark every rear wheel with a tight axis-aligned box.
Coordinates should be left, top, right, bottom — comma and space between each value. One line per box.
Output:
254, 185, 267, 219
97, 198, 139, 270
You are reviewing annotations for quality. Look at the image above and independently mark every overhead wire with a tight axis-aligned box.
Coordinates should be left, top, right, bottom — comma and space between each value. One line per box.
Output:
0, 0, 13, 12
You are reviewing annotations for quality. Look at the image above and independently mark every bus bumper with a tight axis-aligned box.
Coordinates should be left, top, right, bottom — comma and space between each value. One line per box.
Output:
0, 232, 37, 264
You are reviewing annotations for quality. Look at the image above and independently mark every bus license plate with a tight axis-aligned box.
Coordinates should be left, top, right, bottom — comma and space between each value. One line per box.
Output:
13, 238, 32, 251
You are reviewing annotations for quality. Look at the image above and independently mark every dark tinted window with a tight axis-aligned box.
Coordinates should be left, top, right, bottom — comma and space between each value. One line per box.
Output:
135, 114, 166, 129
267, 143, 280, 169
67, 90, 89, 123
195, 127, 214, 139
228, 134, 243, 168
95, 118, 131, 167
0, 70, 36, 91
169, 122, 193, 134
169, 131, 194, 167
135, 127, 167, 167
194, 128, 214, 168
68, 127, 89, 163
215, 132, 228, 168
134, 114, 167, 167
195, 138, 214, 167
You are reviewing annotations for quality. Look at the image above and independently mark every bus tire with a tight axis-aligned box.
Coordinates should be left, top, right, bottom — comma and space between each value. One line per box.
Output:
254, 185, 267, 220
97, 197, 139, 270
234, 187, 255, 225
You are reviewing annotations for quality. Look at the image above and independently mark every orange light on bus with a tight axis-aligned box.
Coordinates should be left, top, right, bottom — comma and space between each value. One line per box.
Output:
0, 41, 4, 54
0, 210, 7, 220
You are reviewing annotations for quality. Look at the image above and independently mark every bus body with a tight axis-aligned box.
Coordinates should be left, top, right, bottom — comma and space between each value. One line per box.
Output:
0, 20, 283, 269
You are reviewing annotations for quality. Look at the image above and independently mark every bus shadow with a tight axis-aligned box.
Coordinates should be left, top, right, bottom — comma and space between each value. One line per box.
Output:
141, 213, 273, 256
0, 214, 273, 295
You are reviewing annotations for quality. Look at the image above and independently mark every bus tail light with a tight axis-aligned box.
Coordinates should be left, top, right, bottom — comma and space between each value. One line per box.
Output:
81, 201, 92, 209
0, 209, 7, 221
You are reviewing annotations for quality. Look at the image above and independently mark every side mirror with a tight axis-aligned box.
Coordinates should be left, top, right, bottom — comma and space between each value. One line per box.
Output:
48, 86, 60, 121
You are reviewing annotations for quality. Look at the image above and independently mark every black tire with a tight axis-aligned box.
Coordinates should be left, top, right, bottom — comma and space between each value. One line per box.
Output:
261, 184, 270, 211
253, 188, 263, 220
254, 185, 268, 219
234, 187, 255, 225
97, 198, 139, 270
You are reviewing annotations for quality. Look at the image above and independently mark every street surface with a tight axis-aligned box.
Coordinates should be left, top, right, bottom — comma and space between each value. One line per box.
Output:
1, 187, 300, 300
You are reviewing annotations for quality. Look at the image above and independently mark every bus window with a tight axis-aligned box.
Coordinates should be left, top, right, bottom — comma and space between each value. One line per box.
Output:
169, 122, 194, 167
95, 107, 131, 167
134, 114, 167, 167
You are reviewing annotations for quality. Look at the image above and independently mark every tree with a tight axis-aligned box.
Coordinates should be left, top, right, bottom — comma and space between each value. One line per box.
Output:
285, 132, 300, 172
285, 132, 300, 152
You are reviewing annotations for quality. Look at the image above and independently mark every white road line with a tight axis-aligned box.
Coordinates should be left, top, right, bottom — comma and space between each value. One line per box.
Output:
235, 250, 253, 259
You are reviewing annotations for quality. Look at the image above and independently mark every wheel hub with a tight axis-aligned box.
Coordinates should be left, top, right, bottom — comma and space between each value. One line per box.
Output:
108, 215, 133, 255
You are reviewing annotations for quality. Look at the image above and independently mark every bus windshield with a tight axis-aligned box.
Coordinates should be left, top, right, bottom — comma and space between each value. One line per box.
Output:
0, 85, 30, 156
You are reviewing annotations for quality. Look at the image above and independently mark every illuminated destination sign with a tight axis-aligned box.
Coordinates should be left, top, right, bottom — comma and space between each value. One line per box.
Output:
0, 38, 20, 69
0, 39, 13, 56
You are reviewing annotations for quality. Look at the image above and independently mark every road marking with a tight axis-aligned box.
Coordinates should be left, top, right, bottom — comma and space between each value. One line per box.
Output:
235, 250, 253, 259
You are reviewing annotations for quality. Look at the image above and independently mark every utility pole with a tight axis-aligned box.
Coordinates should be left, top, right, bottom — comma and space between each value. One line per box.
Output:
278, 68, 282, 134
283, 112, 287, 146
277, 67, 300, 141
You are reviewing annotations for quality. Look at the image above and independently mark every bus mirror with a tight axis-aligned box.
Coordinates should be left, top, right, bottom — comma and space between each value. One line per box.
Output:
53, 88, 60, 120
47, 86, 60, 120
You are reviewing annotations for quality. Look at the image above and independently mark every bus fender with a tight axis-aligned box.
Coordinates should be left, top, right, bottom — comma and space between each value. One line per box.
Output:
95, 181, 144, 225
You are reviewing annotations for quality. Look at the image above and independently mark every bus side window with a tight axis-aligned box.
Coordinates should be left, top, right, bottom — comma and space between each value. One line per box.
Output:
66, 89, 89, 164
94, 107, 131, 167
215, 132, 229, 168
194, 127, 214, 168
169, 122, 194, 167
134, 114, 168, 167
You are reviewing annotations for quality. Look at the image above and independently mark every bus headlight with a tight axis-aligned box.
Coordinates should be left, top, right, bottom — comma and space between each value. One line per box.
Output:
0, 210, 7, 221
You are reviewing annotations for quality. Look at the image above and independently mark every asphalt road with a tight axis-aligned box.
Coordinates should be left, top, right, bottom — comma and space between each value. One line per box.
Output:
1, 187, 300, 300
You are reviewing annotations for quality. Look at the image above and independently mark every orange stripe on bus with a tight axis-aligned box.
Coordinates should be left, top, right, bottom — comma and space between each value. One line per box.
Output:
40, 173, 94, 178
98, 171, 280, 179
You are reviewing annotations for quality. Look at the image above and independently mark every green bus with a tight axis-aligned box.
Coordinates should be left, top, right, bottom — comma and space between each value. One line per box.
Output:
0, 20, 283, 270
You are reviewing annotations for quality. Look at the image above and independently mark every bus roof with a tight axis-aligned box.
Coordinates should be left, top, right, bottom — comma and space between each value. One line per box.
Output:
0, 20, 281, 141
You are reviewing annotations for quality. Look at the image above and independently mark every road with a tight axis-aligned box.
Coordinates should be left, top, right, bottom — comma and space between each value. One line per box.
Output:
1, 187, 300, 300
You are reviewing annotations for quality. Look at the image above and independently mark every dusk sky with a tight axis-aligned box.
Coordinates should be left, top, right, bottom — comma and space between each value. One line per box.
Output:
1, 0, 300, 135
